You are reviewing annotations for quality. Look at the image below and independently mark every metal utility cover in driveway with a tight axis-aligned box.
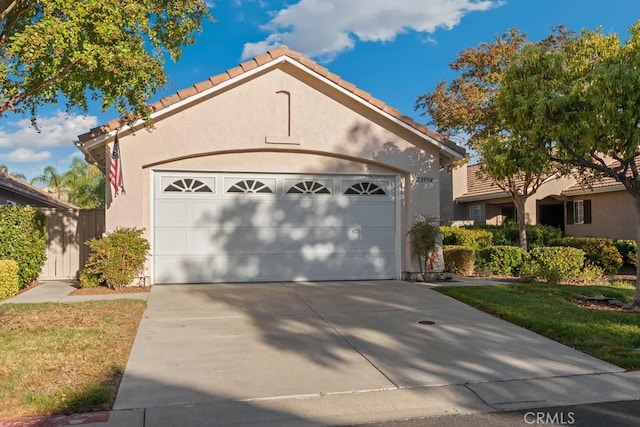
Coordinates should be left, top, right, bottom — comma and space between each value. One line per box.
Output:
114, 281, 622, 410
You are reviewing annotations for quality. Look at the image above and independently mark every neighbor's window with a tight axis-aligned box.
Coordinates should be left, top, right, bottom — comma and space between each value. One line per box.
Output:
469, 205, 482, 222
566, 200, 591, 225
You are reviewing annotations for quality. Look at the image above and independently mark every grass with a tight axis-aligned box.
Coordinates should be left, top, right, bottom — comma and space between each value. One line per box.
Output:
435, 282, 640, 370
0, 300, 146, 418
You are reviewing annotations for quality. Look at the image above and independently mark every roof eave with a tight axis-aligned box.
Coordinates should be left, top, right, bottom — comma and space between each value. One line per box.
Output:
77, 54, 464, 162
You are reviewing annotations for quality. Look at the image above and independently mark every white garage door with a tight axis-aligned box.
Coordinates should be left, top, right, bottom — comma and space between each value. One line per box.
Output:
153, 172, 397, 283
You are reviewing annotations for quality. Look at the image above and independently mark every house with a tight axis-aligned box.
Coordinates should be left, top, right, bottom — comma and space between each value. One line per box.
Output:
0, 169, 76, 209
441, 162, 635, 240
75, 47, 465, 284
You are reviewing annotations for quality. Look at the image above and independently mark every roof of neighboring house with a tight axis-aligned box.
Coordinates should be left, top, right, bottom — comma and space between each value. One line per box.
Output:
76, 47, 465, 165
0, 169, 77, 209
562, 158, 638, 194
461, 164, 506, 199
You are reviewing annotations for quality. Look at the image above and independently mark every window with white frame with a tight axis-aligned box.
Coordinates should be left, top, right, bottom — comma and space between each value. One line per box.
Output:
574, 200, 584, 224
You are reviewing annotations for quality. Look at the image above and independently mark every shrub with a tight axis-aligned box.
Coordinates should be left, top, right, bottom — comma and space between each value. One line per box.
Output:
445, 224, 561, 247
551, 237, 623, 274
613, 240, 637, 266
79, 269, 102, 288
81, 227, 150, 289
0, 259, 19, 299
576, 264, 606, 285
523, 246, 584, 283
476, 246, 529, 276
408, 217, 439, 278
0, 206, 47, 288
439, 227, 492, 251
443, 246, 475, 275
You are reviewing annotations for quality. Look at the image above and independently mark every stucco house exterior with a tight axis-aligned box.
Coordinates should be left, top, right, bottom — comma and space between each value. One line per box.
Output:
441, 162, 635, 240
76, 47, 465, 284
0, 168, 76, 209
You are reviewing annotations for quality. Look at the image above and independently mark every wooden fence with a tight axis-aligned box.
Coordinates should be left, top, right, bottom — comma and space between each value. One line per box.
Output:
39, 208, 105, 280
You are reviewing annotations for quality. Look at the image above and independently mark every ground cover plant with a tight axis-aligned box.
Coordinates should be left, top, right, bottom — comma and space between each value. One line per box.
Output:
0, 300, 146, 417
436, 282, 640, 369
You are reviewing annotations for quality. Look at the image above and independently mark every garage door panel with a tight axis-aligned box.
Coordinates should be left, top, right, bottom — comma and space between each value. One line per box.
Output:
154, 173, 398, 283
154, 253, 396, 283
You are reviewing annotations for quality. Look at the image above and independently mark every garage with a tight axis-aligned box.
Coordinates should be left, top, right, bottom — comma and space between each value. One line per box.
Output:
76, 48, 465, 284
153, 172, 398, 283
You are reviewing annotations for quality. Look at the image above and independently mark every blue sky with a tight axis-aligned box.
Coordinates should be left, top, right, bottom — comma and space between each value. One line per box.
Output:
2, 0, 640, 180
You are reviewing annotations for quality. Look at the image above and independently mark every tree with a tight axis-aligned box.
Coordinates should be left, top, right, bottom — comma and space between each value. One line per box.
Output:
415, 29, 567, 250
1, 0, 210, 122
0, 163, 26, 180
497, 22, 640, 305
63, 157, 104, 208
30, 164, 64, 198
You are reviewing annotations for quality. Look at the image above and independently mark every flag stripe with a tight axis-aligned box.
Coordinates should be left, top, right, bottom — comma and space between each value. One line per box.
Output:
109, 134, 124, 197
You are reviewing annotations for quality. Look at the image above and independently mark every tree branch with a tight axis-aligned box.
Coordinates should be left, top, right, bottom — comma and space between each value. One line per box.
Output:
0, 59, 79, 115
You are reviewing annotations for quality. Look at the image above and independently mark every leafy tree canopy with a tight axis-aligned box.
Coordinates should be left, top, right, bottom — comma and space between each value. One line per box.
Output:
416, 28, 570, 249
497, 21, 640, 304
0, 0, 211, 122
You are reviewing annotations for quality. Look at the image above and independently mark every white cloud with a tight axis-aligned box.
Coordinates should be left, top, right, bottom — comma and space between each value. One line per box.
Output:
0, 111, 98, 149
0, 148, 52, 163
242, 0, 502, 61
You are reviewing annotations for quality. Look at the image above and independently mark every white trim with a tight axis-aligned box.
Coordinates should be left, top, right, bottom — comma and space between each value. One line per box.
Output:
394, 175, 402, 279
79, 56, 464, 161
456, 191, 509, 203
149, 169, 156, 285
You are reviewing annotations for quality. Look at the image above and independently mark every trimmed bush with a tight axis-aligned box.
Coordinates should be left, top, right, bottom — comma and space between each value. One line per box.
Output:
439, 227, 492, 251
444, 224, 561, 248
523, 246, 585, 283
0, 259, 19, 299
81, 227, 150, 289
476, 246, 529, 276
443, 245, 475, 275
408, 217, 439, 277
0, 206, 47, 288
551, 237, 623, 274
613, 240, 637, 266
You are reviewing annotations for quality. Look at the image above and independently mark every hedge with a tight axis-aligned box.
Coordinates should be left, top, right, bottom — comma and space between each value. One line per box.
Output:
440, 227, 492, 251
443, 245, 475, 275
476, 246, 529, 276
522, 246, 584, 283
453, 224, 562, 247
0, 259, 19, 299
0, 206, 47, 288
613, 240, 637, 266
550, 237, 623, 274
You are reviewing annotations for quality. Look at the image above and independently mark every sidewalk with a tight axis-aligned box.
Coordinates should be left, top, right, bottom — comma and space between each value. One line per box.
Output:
0, 280, 149, 304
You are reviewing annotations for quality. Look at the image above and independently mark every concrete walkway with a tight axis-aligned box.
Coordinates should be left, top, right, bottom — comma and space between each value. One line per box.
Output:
1, 280, 639, 427
0, 280, 149, 304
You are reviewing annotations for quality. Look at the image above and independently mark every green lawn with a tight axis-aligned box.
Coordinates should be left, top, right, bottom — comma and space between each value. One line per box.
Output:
435, 282, 640, 369
0, 300, 146, 418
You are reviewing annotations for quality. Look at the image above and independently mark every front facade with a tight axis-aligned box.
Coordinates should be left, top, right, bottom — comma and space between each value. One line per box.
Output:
442, 163, 635, 240
77, 48, 464, 284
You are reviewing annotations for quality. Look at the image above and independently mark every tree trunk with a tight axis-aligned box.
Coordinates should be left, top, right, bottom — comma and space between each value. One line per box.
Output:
633, 195, 640, 306
514, 196, 528, 251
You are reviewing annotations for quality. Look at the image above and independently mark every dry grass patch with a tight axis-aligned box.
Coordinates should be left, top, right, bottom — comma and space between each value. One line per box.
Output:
0, 300, 146, 417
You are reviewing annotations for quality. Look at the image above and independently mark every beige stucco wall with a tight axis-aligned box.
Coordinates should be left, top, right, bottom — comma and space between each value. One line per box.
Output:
566, 190, 635, 240
103, 63, 446, 277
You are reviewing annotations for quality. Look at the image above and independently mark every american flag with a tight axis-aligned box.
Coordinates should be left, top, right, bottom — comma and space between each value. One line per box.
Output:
109, 133, 124, 197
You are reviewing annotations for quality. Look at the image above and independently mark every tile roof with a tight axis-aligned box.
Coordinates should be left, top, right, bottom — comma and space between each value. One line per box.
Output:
76, 47, 465, 156
562, 158, 639, 193
0, 169, 77, 209
461, 164, 506, 198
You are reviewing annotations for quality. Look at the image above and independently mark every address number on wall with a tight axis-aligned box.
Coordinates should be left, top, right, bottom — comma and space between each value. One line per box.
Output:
414, 176, 433, 183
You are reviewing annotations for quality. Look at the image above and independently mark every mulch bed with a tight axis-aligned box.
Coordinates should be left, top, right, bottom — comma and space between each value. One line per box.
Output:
70, 286, 150, 295
571, 296, 640, 313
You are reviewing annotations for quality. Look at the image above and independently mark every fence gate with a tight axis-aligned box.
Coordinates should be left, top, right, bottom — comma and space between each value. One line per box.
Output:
39, 208, 105, 280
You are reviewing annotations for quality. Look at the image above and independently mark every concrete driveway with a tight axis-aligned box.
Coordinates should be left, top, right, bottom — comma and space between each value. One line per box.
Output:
114, 280, 622, 412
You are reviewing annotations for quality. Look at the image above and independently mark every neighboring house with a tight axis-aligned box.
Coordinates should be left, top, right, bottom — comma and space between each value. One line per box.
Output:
441, 162, 635, 240
75, 47, 465, 284
0, 169, 76, 209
